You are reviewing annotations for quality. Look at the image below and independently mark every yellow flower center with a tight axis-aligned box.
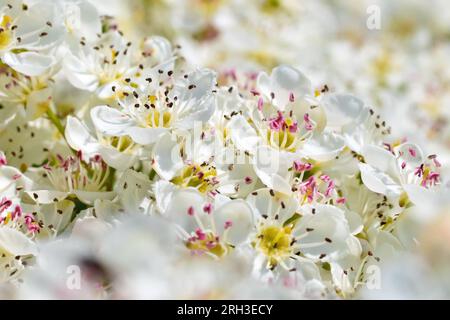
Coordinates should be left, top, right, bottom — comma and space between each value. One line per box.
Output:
186, 231, 228, 258
146, 109, 172, 128
108, 135, 135, 153
253, 224, 294, 268
171, 164, 217, 193
266, 128, 297, 152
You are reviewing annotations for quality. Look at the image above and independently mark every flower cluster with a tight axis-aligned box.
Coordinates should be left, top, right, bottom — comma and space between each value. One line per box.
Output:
101, 0, 450, 180
0, 0, 447, 299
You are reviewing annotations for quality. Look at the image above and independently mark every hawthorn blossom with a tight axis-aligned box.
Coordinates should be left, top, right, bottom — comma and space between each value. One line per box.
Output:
0, 1, 447, 300
226, 65, 344, 194
90, 67, 216, 145
0, 0, 64, 76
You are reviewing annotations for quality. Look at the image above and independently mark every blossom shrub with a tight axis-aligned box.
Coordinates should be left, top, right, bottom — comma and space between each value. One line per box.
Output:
0, 0, 448, 299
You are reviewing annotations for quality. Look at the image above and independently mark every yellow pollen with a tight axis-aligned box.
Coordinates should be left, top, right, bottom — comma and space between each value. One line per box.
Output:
148, 95, 157, 104
0, 15, 13, 50
171, 164, 217, 193
186, 231, 228, 257
111, 49, 118, 60
254, 224, 294, 268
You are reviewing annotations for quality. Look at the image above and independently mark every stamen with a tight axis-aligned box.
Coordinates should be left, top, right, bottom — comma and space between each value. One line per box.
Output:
203, 203, 213, 214
289, 92, 295, 102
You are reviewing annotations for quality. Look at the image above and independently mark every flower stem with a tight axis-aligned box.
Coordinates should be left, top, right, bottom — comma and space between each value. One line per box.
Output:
46, 108, 65, 137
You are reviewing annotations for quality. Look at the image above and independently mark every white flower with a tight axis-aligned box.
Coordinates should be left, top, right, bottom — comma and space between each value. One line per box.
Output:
63, 29, 175, 100
25, 152, 115, 205
246, 189, 361, 283
57, 0, 101, 43
0, 0, 65, 76
226, 65, 344, 193
0, 115, 53, 170
257, 65, 312, 112
114, 168, 153, 214
65, 115, 138, 170
151, 126, 257, 198
63, 30, 134, 98
0, 66, 54, 128
140, 36, 173, 67
156, 186, 253, 258
322, 93, 392, 154
0, 163, 37, 283
90, 68, 216, 145
0, 0, 446, 299
358, 142, 441, 204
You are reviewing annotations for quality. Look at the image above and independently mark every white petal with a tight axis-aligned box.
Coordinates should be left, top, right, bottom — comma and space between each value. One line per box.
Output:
227, 115, 260, 153
0, 228, 37, 256
63, 52, 99, 91
92, 199, 123, 220
96, 82, 119, 100
302, 132, 345, 161
252, 145, 293, 192
403, 184, 437, 212
297, 204, 358, 260
74, 191, 116, 205
152, 132, 184, 181
362, 144, 397, 173
2, 52, 54, 76
0, 165, 34, 195
173, 68, 216, 101
115, 169, 153, 213
175, 94, 216, 130
170, 69, 216, 129
395, 143, 424, 167
72, 0, 102, 42
216, 162, 257, 198
256, 71, 271, 99
90, 105, 136, 136
37, 200, 74, 236
330, 262, 353, 294
71, 216, 111, 241
358, 163, 402, 197
214, 200, 253, 244
246, 188, 298, 222
125, 126, 167, 145
322, 93, 366, 127
142, 36, 173, 64
369, 230, 403, 261
271, 174, 294, 196
14, 1, 65, 49
97, 145, 136, 171
65, 116, 100, 155
164, 188, 206, 231
25, 88, 52, 120
258, 65, 311, 110
26, 190, 68, 204
153, 180, 177, 213
344, 210, 364, 236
